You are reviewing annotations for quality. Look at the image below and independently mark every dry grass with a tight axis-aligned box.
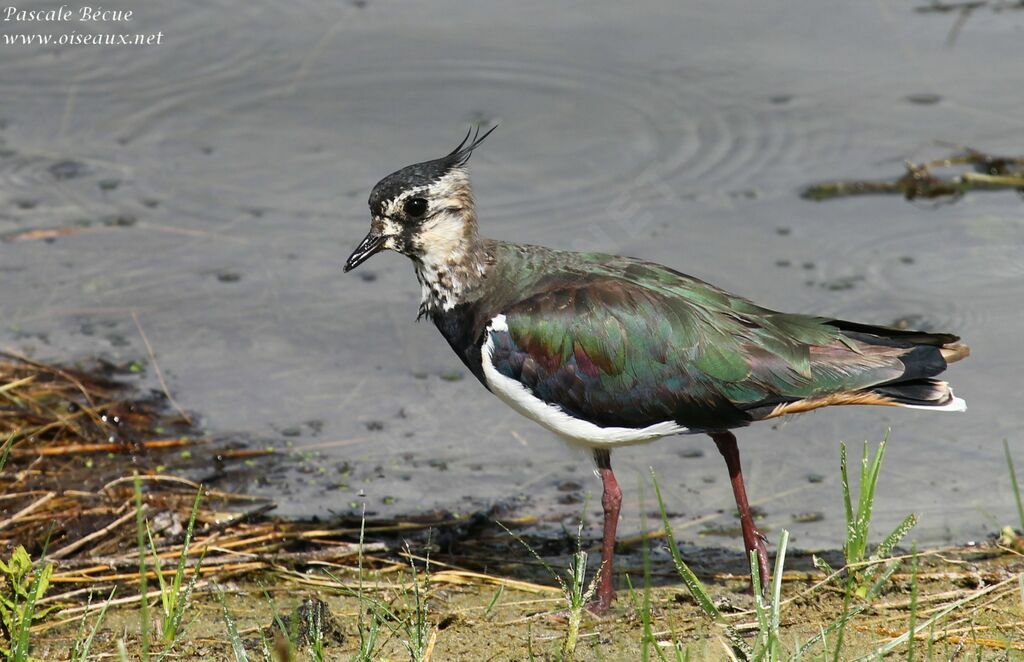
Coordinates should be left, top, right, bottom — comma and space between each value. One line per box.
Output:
1, 353, 1022, 659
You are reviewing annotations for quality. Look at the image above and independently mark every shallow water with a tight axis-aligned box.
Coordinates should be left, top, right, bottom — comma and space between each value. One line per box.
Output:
2, 0, 1023, 550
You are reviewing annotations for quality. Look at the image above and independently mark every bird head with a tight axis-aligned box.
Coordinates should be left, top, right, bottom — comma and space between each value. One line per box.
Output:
344, 126, 496, 273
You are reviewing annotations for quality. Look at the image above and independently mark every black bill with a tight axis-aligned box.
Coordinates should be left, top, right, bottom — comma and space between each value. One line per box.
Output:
343, 230, 386, 272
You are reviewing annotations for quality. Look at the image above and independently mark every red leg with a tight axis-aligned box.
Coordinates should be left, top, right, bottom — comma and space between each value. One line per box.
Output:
591, 449, 621, 613
710, 431, 771, 592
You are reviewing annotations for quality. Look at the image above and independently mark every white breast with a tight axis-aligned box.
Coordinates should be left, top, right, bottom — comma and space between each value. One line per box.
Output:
480, 314, 688, 448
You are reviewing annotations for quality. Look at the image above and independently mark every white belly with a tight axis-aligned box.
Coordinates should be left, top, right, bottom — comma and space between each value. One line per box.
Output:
481, 314, 688, 448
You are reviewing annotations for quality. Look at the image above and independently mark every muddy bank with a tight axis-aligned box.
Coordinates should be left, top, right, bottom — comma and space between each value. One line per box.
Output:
0, 354, 1021, 660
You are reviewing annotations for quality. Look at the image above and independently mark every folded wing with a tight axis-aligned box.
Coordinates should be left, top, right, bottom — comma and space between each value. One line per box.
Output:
486, 260, 964, 432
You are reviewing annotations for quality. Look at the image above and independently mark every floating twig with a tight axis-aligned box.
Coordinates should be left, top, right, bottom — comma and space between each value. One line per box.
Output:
802, 148, 1024, 202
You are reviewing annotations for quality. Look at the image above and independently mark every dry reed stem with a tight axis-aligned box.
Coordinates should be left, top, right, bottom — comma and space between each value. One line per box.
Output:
857, 623, 1024, 651
49, 507, 144, 559
0, 491, 56, 530
12, 438, 196, 457
131, 311, 191, 424
423, 629, 439, 662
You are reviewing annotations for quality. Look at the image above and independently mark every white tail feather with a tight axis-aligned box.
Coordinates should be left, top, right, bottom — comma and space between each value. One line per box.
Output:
897, 387, 967, 412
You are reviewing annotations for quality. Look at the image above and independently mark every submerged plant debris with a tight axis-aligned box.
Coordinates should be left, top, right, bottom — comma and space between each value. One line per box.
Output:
915, 1, 1024, 46
801, 148, 1024, 202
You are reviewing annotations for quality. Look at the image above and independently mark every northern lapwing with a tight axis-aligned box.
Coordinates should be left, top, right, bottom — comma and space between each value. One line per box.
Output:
343, 128, 969, 613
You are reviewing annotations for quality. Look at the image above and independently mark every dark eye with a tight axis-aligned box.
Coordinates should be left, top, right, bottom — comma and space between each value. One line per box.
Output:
403, 197, 428, 218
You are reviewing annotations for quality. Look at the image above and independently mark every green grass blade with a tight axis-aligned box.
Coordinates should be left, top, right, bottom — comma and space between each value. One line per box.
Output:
862, 576, 1017, 660
164, 487, 205, 643
862, 513, 917, 594
790, 601, 868, 661
495, 520, 566, 594
650, 469, 719, 620
859, 438, 887, 546
813, 554, 835, 577
651, 469, 753, 660
830, 589, 853, 662
134, 475, 150, 662
145, 522, 169, 620
847, 438, 883, 569
10, 538, 53, 662
261, 590, 295, 662
850, 441, 876, 565
164, 551, 205, 649
864, 559, 901, 602
71, 591, 95, 657
839, 443, 854, 557
483, 585, 503, 618
172, 487, 204, 601
216, 584, 249, 662
356, 502, 369, 659
72, 587, 116, 662
840, 442, 852, 525
749, 550, 770, 660
907, 546, 918, 662
770, 530, 789, 635
558, 508, 595, 660
873, 513, 917, 562
1004, 439, 1024, 533
637, 480, 657, 662
0, 433, 14, 472
839, 435, 909, 599
404, 541, 430, 660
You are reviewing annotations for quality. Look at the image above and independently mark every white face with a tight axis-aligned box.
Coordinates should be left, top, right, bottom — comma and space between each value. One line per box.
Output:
346, 126, 496, 276
347, 126, 498, 275
376, 168, 475, 261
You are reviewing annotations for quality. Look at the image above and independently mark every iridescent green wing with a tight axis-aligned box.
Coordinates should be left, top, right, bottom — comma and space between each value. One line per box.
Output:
488, 259, 912, 430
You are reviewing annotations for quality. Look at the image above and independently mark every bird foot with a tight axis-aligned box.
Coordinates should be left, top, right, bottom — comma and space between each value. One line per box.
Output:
587, 593, 614, 616
544, 592, 614, 621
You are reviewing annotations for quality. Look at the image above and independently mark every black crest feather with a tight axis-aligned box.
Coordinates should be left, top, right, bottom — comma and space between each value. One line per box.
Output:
368, 124, 498, 215
445, 124, 498, 168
